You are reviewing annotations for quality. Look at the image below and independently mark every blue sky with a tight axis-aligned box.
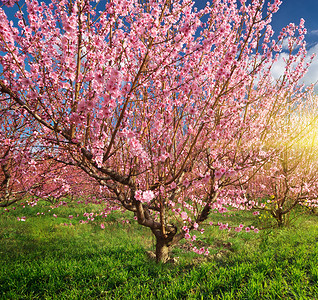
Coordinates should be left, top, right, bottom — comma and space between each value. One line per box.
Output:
268, 0, 318, 87
270, 0, 318, 47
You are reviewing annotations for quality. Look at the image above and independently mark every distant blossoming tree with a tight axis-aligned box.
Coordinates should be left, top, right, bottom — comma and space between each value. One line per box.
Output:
242, 95, 318, 226
0, 0, 312, 262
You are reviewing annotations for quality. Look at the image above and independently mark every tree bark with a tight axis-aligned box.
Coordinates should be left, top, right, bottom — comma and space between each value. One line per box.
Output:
277, 212, 284, 227
155, 237, 171, 263
151, 223, 178, 263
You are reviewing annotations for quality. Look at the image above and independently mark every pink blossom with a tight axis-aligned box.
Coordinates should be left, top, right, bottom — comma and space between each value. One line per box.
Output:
134, 190, 143, 201
235, 227, 242, 232
183, 178, 190, 187
100, 223, 105, 229
94, 72, 104, 85
20, 77, 32, 86
142, 190, 155, 203
182, 226, 189, 232
219, 222, 228, 230
170, 182, 177, 189
220, 168, 226, 174
180, 211, 188, 220
214, 170, 223, 180
1, 0, 16, 7
134, 190, 155, 203
202, 174, 211, 183
226, 169, 236, 177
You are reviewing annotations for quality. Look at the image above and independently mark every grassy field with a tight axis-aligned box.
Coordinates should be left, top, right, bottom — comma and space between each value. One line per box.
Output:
1, 201, 318, 299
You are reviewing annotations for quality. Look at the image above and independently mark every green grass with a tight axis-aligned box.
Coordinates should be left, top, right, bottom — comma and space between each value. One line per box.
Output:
1, 202, 318, 299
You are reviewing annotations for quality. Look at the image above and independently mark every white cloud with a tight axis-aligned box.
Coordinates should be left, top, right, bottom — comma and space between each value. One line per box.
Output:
309, 29, 318, 36
270, 52, 289, 80
302, 44, 318, 87
270, 43, 318, 90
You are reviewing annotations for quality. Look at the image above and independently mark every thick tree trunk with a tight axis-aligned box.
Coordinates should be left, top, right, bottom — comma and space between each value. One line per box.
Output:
275, 209, 284, 227
151, 223, 179, 263
155, 237, 171, 263
152, 204, 214, 263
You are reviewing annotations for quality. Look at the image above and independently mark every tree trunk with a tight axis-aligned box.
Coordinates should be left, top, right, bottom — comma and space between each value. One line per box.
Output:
152, 224, 179, 263
276, 210, 284, 227
155, 237, 171, 263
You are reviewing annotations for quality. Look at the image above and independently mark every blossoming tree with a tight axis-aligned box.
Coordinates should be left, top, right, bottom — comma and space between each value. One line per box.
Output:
241, 95, 318, 226
0, 94, 42, 207
0, 80, 103, 208
0, 0, 312, 262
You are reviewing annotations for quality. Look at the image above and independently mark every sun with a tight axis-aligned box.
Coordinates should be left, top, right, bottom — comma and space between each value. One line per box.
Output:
289, 114, 318, 151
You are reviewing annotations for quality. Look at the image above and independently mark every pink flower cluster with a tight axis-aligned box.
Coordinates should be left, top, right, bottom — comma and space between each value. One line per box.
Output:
135, 190, 155, 203
193, 247, 209, 256
0, 0, 16, 7
215, 222, 259, 233
234, 224, 259, 233
128, 138, 149, 162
